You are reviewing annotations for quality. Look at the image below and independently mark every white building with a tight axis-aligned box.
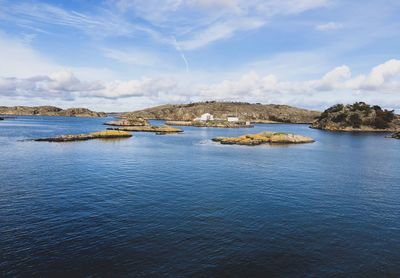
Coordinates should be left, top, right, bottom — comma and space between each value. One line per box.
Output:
195, 113, 214, 122
227, 116, 239, 122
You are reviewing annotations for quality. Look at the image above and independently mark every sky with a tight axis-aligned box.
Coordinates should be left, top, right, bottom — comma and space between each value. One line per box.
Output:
0, 0, 400, 112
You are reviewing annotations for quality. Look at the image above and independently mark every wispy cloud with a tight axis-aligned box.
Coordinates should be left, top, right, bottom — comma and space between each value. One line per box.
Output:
0, 0, 330, 50
1, 2, 155, 38
316, 22, 343, 31
172, 37, 190, 73
102, 48, 161, 67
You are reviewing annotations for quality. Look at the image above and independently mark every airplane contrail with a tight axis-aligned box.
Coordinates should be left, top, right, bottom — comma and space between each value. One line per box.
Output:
172, 36, 189, 73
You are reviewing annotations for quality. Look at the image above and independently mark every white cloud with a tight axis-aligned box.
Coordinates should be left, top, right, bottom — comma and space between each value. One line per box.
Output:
2, 59, 400, 111
316, 22, 343, 31
194, 59, 400, 111
0, 70, 180, 100
87, 77, 178, 99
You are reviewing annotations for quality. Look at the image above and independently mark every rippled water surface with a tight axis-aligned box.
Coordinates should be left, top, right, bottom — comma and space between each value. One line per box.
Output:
1, 116, 400, 277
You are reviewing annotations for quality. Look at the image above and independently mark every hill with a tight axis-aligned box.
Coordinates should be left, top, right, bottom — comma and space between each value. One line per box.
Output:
123, 101, 320, 124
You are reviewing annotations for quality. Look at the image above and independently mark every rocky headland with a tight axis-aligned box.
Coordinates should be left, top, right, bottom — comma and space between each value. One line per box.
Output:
311, 102, 400, 132
33, 130, 132, 142
123, 101, 320, 124
0, 106, 106, 117
212, 132, 315, 146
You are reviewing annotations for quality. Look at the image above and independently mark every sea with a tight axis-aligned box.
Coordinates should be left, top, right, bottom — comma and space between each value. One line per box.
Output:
1, 116, 399, 277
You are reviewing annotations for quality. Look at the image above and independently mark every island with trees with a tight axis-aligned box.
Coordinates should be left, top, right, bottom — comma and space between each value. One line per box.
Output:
311, 102, 400, 132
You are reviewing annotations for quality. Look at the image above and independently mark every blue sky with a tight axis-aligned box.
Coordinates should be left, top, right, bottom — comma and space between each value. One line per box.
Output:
0, 0, 400, 111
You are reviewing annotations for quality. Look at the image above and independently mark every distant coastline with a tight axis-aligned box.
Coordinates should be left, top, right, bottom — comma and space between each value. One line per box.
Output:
0, 106, 106, 118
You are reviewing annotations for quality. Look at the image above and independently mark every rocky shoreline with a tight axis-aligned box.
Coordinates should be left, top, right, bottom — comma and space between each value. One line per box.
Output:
32, 130, 132, 142
212, 132, 315, 146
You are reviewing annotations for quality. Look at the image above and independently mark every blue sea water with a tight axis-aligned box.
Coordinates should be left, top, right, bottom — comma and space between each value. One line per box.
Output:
1, 116, 399, 277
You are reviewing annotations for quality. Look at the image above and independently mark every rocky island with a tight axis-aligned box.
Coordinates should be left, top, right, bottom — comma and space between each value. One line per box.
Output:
165, 120, 253, 128
212, 132, 315, 146
0, 106, 106, 117
123, 101, 320, 124
311, 102, 400, 132
104, 117, 149, 127
108, 125, 182, 134
104, 116, 182, 134
33, 130, 132, 142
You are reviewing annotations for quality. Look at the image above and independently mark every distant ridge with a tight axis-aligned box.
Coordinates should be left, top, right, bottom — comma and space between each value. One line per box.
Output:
0, 106, 106, 118
123, 101, 321, 124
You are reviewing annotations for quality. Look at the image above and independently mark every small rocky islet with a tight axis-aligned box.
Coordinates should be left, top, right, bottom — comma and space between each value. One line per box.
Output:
212, 132, 315, 146
107, 125, 182, 134
32, 130, 132, 142
391, 132, 400, 139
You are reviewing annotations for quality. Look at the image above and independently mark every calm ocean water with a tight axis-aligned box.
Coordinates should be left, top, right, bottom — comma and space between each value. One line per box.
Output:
1, 116, 399, 277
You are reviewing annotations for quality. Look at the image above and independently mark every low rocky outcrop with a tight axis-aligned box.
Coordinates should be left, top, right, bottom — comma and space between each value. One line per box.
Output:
108, 125, 182, 134
391, 132, 400, 139
0, 117, 4, 121
104, 117, 149, 126
212, 132, 315, 146
0, 106, 106, 117
164, 121, 193, 126
123, 101, 320, 124
33, 130, 132, 142
311, 102, 400, 132
165, 120, 253, 128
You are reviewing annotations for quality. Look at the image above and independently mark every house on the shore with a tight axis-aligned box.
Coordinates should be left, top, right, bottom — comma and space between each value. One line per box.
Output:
194, 113, 214, 122
227, 115, 239, 122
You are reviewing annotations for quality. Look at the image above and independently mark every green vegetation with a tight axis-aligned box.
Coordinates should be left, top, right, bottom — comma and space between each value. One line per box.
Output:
314, 102, 397, 130
332, 113, 347, 123
348, 114, 362, 128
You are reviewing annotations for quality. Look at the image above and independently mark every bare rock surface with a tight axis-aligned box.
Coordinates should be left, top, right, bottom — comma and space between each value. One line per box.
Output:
212, 132, 315, 146
32, 130, 132, 142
